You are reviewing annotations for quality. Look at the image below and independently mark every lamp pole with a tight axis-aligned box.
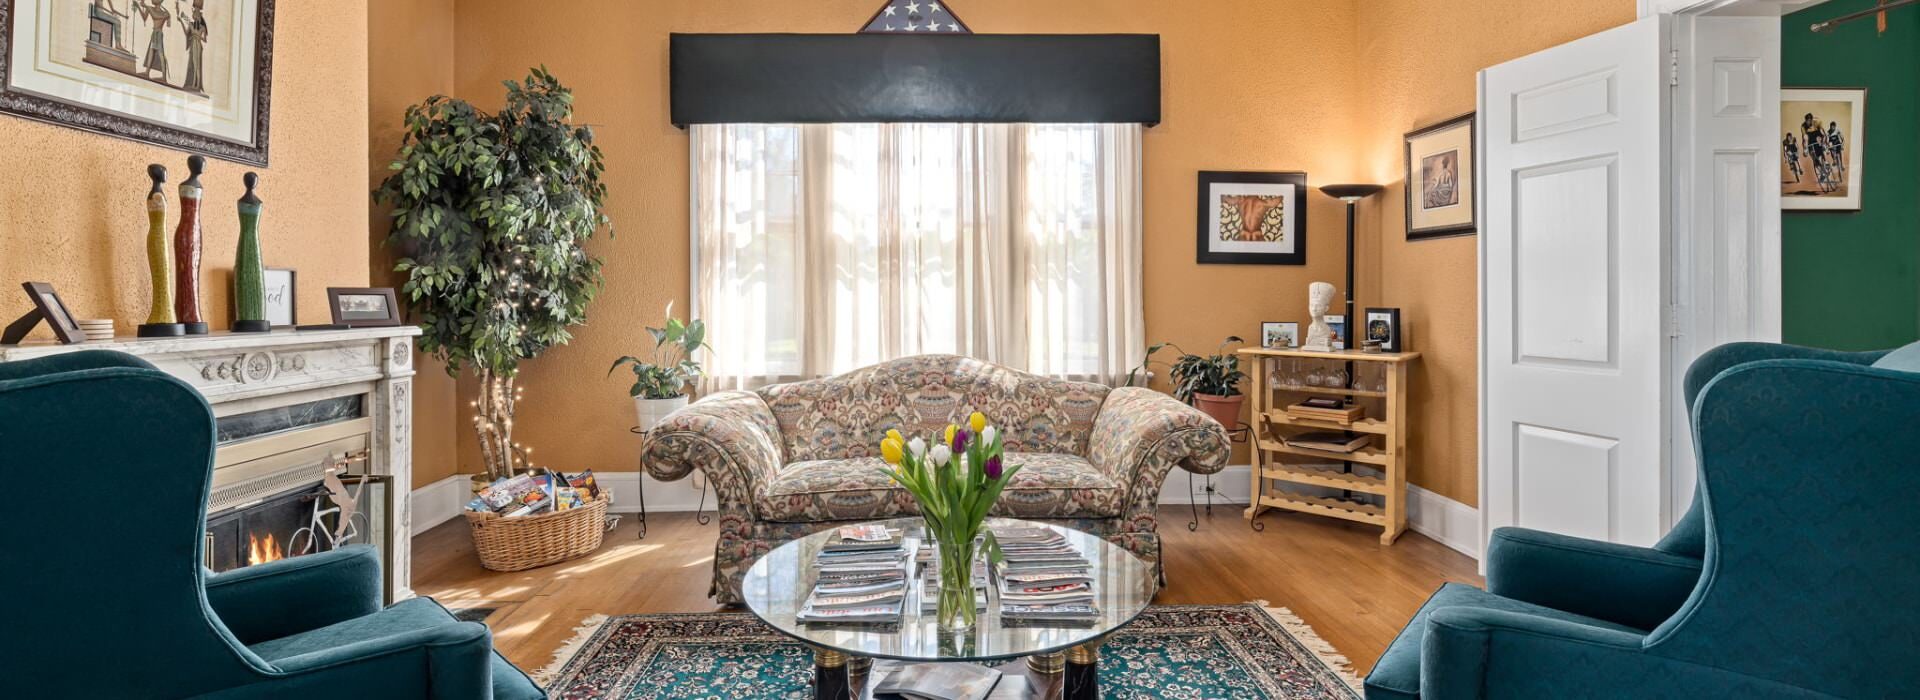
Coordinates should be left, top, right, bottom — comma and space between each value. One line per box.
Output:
1318, 184, 1384, 349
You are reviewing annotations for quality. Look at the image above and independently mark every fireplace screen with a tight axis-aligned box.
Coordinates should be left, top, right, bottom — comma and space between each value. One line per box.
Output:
206, 474, 390, 574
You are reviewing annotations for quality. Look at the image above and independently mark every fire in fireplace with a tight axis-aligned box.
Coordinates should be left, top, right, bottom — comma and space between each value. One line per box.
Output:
205, 475, 385, 573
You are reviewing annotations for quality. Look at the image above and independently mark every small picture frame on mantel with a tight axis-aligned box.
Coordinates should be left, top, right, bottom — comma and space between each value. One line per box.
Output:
325, 287, 402, 328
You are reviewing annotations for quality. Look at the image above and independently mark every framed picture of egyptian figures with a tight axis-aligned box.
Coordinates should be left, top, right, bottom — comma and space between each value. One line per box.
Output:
1196, 170, 1308, 265
1404, 113, 1476, 240
0, 0, 275, 166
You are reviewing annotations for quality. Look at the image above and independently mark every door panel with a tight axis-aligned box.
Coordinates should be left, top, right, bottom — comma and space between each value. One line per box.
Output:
1482, 15, 1671, 548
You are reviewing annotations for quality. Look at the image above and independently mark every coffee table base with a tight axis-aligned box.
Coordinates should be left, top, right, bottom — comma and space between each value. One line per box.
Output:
813, 639, 1104, 700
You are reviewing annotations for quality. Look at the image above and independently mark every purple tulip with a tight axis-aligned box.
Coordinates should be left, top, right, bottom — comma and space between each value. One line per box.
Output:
952, 428, 971, 454
984, 454, 1003, 479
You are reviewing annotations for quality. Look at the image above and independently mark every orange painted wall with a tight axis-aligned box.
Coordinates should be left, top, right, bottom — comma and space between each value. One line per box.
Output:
369, 0, 462, 489
0, 1, 369, 344
392, 0, 1641, 508
445, 0, 1367, 477
1353, 0, 1636, 504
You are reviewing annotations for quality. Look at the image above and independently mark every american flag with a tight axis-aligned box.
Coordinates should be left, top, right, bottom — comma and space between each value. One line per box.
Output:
859, 0, 972, 34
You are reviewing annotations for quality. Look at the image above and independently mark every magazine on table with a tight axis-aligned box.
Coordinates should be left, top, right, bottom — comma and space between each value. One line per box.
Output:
871, 661, 1005, 700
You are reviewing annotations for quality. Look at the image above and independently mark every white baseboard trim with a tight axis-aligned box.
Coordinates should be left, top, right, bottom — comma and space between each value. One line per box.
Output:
414, 464, 1482, 561
410, 474, 472, 533
1407, 485, 1481, 559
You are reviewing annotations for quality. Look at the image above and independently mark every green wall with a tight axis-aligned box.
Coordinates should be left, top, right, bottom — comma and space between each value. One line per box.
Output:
1781, 0, 1920, 351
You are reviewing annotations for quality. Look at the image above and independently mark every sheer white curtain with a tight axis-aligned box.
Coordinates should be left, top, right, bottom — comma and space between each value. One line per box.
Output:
692, 123, 1143, 391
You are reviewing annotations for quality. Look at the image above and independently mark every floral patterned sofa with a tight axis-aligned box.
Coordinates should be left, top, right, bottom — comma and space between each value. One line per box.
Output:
641, 354, 1232, 604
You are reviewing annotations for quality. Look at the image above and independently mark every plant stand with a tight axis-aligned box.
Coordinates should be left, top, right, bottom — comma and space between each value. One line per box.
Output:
1186, 420, 1249, 531
630, 426, 711, 539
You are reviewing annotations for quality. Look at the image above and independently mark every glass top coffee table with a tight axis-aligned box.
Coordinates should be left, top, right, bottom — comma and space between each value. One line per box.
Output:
742, 517, 1157, 700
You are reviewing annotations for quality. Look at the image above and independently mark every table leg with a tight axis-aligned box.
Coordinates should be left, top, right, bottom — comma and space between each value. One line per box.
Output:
1026, 651, 1065, 699
812, 646, 856, 700
1064, 637, 1104, 700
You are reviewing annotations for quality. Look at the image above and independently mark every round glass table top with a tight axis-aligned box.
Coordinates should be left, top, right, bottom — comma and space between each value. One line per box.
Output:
741, 517, 1157, 663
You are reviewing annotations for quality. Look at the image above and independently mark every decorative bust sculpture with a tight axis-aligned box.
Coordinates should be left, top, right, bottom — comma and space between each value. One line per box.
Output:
1302, 281, 1336, 352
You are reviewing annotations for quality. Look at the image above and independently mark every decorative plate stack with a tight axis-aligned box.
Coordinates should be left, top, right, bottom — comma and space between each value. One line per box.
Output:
76, 319, 114, 342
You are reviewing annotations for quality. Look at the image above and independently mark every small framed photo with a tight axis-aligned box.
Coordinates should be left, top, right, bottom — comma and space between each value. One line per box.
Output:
1261, 321, 1300, 349
1196, 171, 1308, 265
1327, 315, 1347, 351
4, 282, 86, 345
1781, 87, 1865, 211
1405, 113, 1477, 240
326, 287, 402, 327
262, 268, 297, 327
1365, 307, 1403, 352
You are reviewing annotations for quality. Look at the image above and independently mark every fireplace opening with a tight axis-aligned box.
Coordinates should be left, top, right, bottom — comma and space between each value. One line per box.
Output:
205, 475, 387, 574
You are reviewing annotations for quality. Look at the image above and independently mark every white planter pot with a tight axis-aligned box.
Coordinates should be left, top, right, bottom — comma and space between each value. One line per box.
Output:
634, 395, 689, 432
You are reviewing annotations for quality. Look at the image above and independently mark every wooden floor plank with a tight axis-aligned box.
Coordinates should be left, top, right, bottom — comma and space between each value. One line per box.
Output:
413, 507, 1481, 675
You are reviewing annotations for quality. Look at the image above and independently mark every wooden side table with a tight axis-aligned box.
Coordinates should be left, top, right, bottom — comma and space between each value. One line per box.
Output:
1237, 347, 1421, 544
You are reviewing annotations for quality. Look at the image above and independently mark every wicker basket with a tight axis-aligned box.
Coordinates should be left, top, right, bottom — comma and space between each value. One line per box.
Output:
465, 494, 610, 572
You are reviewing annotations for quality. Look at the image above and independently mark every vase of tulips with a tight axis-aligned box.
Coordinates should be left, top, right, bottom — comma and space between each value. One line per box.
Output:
878, 411, 1021, 633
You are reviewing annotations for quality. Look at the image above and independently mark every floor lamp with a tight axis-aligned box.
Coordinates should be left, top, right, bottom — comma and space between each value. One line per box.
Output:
1318, 184, 1384, 349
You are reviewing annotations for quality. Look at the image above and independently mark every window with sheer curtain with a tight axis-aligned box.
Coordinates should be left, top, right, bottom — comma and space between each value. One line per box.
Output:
690, 123, 1145, 390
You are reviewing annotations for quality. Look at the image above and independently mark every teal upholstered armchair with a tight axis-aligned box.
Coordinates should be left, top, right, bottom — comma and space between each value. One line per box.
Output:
1365, 342, 1920, 699
0, 351, 543, 699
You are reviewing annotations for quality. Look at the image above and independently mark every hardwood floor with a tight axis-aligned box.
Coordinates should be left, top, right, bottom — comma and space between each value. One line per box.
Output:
413, 507, 1481, 676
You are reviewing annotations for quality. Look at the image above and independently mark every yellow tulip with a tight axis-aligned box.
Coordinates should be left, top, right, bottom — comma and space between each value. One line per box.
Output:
881, 438, 904, 465
969, 411, 988, 433
886, 428, 905, 444
944, 424, 958, 447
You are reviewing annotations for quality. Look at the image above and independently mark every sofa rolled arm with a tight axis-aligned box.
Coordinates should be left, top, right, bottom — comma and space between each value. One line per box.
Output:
205, 544, 384, 645
1486, 527, 1703, 631
641, 390, 785, 517
1089, 387, 1232, 522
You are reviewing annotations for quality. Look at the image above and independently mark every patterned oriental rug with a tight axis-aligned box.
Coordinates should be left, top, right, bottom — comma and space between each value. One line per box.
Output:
534, 603, 1362, 699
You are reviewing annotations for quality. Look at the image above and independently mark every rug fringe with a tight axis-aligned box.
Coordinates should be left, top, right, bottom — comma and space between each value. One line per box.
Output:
1252, 600, 1364, 693
533, 613, 610, 687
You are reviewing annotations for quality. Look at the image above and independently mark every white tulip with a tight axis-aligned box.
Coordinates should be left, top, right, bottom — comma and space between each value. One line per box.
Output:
909, 437, 927, 458
929, 444, 952, 467
982, 426, 997, 446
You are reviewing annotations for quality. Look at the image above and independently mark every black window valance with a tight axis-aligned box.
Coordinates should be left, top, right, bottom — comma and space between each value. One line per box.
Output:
669, 34, 1161, 126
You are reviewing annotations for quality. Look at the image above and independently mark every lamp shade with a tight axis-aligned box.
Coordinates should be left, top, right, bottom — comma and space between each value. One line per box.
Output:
1319, 183, 1385, 201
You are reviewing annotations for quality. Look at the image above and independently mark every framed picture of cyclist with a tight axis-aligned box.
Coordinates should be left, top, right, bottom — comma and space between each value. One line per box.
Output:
1781, 88, 1865, 211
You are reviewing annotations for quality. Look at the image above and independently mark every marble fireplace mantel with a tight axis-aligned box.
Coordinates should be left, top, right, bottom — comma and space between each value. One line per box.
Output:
0, 327, 421, 600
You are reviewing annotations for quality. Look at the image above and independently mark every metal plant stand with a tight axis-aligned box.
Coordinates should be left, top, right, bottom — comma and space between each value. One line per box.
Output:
630, 426, 712, 539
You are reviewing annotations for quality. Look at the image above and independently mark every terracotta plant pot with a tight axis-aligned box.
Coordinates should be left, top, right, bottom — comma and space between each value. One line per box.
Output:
1192, 393, 1245, 429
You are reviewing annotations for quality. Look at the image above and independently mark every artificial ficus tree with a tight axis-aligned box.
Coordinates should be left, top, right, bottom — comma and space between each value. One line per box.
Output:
376, 67, 609, 481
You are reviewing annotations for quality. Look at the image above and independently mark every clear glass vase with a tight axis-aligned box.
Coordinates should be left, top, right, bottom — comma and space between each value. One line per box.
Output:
933, 529, 980, 632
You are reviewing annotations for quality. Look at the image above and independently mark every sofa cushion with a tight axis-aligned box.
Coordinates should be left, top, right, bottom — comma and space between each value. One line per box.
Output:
1871, 341, 1920, 373
1363, 582, 1646, 700
250, 597, 545, 700
757, 355, 1110, 463
756, 452, 1123, 522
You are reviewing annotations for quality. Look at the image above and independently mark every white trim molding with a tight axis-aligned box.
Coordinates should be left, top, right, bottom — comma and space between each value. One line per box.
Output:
1407, 486, 1482, 560
410, 473, 472, 533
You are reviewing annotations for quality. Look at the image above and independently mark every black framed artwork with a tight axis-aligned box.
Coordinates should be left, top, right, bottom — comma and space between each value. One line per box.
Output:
1196, 171, 1308, 265
1404, 113, 1476, 240
1365, 307, 1402, 352
326, 287, 401, 328
0, 0, 277, 166
2, 281, 86, 344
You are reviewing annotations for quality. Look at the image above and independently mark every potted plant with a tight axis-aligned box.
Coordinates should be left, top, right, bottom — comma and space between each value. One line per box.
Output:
375, 67, 609, 482
609, 304, 709, 431
1127, 336, 1249, 427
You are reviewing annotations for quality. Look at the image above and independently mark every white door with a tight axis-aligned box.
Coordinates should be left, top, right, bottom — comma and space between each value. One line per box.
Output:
1480, 15, 1672, 548
1669, 15, 1782, 529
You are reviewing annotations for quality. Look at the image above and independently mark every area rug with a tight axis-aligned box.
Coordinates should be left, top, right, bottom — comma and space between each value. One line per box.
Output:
535, 603, 1361, 699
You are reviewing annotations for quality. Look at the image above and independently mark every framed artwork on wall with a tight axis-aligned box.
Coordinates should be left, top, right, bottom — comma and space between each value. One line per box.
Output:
1781, 87, 1864, 211
1404, 113, 1476, 240
0, 0, 276, 166
1196, 171, 1308, 265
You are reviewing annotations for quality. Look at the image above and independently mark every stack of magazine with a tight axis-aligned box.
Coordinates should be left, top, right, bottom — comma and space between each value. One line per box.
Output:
798, 525, 908, 624
916, 542, 990, 614
991, 526, 1100, 623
